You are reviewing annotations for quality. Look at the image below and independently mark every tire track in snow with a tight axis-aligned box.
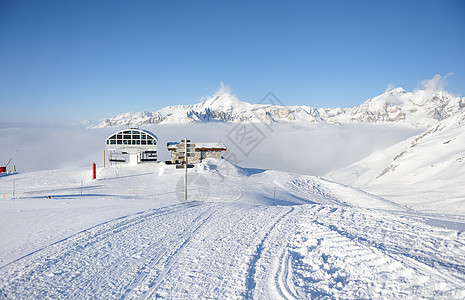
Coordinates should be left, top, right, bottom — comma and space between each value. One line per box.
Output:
319, 220, 465, 285
257, 245, 299, 300
76, 205, 209, 298
274, 249, 298, 300
243, 206, 295, 299
128, 207, 218, 299
1, 202, 293, 299
1, 202, 463, 299
79, 202, 214, 298
313, 206, 465, 287
140, 203, 297, 299
290, 219, 413, 298
0, 202, 198, 270
231, 183, 244, 202
0, 202, 206, 298
287, 205, 465, 298
73, 202, 215, 299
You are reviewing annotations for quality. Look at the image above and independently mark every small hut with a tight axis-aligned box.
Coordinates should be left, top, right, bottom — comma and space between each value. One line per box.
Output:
167, 141, 227, 164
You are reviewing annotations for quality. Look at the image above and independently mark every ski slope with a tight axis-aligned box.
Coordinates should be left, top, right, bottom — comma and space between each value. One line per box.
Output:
1, 160, 464, 298
327, 110, 465, 215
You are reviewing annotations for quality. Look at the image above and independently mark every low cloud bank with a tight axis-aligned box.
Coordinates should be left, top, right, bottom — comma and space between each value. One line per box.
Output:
0, 123, 420, 176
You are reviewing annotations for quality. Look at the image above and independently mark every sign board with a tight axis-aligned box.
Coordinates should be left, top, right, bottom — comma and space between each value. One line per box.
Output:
175, 142, 195, 161
176, 143, 195, 148
175, 148, 194, 153
176, 164, 194, 169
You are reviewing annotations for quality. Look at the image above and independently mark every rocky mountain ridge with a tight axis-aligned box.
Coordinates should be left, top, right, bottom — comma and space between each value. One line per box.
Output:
92, 84, 464, 128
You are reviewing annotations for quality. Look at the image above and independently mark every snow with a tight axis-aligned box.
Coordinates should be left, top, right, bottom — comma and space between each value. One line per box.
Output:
192, 142, 227, 150
1, 77, 465, 297
196, 82, 250, 112
91, 80, 464, 128
0, 160, 464, 298
327, 110, 465, 215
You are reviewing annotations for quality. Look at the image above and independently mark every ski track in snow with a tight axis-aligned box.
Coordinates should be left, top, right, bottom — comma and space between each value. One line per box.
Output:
1, 162, 465, 299
1, 201, 464, 299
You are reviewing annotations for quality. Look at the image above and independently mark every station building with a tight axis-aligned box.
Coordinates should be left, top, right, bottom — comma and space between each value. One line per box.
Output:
105, 129, 158, 165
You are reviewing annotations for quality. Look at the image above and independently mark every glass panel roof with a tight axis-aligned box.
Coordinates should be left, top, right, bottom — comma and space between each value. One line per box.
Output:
105, 129, 158, 144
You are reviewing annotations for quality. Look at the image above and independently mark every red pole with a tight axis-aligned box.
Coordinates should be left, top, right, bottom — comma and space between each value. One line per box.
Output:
92, 163, 96, 180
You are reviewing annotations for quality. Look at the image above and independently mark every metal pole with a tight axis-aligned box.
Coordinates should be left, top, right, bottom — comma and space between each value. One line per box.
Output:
273, 187, 276, 206
5, 150, 18, 168
184, 137, 188, 201
12, 182, 15, 201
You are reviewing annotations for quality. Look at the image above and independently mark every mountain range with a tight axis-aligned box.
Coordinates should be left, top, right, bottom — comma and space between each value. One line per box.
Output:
91, 84, 464, 128
326, 108, 465, 214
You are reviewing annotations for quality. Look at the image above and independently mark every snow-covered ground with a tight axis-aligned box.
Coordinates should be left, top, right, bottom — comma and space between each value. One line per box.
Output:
327, 110, 465, 215
1, 160, 464, 298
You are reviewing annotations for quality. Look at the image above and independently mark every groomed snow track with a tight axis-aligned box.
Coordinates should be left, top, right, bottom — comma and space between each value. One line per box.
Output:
1, 202, 464, 299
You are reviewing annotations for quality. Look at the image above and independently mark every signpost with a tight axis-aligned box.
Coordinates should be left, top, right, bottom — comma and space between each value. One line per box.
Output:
175, 138, 194, 200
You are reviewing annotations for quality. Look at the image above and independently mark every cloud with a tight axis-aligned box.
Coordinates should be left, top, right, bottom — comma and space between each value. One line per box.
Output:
218, 81, 231, 94
385, 83, 396, 93
0, 123, 420, 176
419, 73, 454, 92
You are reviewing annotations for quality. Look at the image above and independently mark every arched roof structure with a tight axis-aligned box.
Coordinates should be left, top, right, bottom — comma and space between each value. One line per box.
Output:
105, 129, 158, 147
105, 129, 158, 164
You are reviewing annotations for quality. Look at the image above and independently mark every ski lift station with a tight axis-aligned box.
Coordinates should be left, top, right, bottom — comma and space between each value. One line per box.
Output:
105, 129, 158, 165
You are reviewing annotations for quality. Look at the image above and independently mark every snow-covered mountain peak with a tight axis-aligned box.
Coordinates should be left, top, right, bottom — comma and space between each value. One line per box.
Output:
346, 84, 464, 127
361, 87, 406, 110
196, 83, 249, 111
91, 76, 464, 128
386, 87, 406, 96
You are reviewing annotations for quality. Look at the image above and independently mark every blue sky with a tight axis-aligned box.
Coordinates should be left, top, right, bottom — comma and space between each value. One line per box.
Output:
1, 0, 464, 123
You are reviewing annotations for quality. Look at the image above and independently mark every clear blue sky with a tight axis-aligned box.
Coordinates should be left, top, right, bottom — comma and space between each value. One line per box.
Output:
1, 0, 464, 123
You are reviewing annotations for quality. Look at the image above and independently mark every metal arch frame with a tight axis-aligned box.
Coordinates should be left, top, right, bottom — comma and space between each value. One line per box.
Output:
105, 128, 158, 145
105, 128, 158, 164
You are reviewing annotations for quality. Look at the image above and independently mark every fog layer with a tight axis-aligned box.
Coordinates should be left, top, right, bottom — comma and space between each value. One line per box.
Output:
0, 123, 422, 176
